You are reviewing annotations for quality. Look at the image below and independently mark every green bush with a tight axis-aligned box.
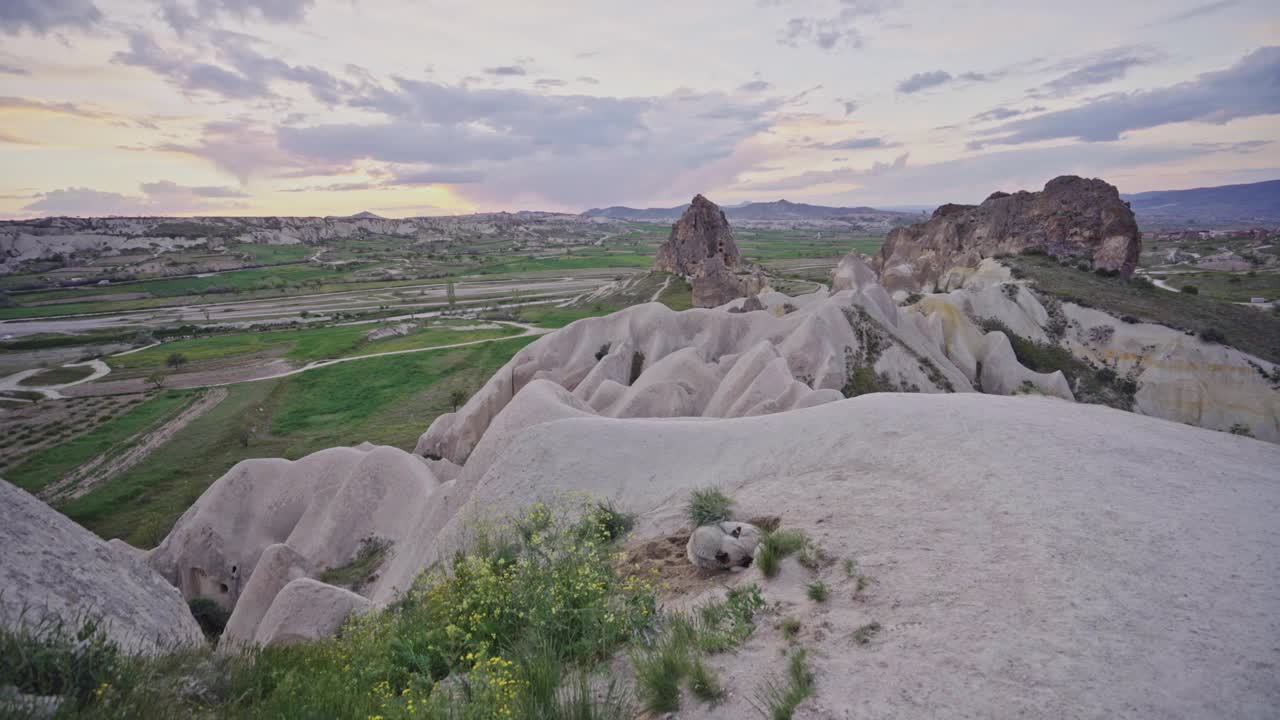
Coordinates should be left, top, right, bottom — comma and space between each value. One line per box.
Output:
758, 529, 809, 578
752, 648, 815, 720
0, 613, 122, 710
188, 597, 231, 640
685, 487, 733, 527
1181, 284, 1199, 295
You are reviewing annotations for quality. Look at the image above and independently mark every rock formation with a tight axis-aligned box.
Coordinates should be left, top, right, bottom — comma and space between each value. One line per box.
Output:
0, 481, 203, 654
654, 194, 767, 307
874, 176, 1141, 292
145, 383, 1280, 716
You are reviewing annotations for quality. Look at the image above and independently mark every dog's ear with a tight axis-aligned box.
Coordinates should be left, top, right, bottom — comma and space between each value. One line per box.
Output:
731, 526, 741, 538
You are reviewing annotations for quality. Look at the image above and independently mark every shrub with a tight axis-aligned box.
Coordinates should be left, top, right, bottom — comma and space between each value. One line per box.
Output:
688, 656, 725, 703
0, 613, 122, 710
1181, 284, 1199, 295
575, 500, 635, 543
852, 621, 882, 645
165, 352, 188, 369
1198, 327, 1226, 344
806, 582, 829, 603
780, 618, 801, 640
752, 648, 815, 720
1228, 423, 1255, 437
318, 537, 393, 592
594, 342, 612, 361
631, 626, 691, 713
692, 584, 765, 653
628, 350, 645, 385
686, 487, 733, 527
757, 529, 809, 578
188, 597, 230, 640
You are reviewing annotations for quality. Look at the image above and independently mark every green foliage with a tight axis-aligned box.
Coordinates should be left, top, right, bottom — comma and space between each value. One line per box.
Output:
15, 364, 96, 387
977, 317, 1138, 410
1181, 284, 1199, 295
752, 648, 815, 720
780, 618, 801, 640
688, 656, 725, 703
1198, 327, 1227, 344
575, 500, 636, 544
631, 624, 691, 714
319, 537, 393, 592
1228, 423, 1255, 438
165, 352, 188, 369
0, 613, 122, 710
806, 582, 829, 603
448, 388, 469, 411
628, 350, 645, 385
691, 585, 766, 653
757, 529, 810, 578
685, 487, 734, 527
188, 597, 231, 640
852, 621, 882, 646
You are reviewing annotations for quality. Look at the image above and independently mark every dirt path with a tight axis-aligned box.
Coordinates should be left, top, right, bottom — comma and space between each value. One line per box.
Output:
40, 387, 229, 503
649, 275, 671, 303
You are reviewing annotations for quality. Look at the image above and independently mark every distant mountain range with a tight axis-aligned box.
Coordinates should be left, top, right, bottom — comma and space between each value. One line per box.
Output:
582, 199, 921, 223
1121, 179, 1280, 228
585, 180, 1279, 229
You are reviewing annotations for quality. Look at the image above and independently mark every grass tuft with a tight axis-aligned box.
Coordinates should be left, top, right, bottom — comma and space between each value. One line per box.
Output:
806, 581, 829, 603
757, 529, 809, 578
685, 487, 734, 527
753, 648, 816, 720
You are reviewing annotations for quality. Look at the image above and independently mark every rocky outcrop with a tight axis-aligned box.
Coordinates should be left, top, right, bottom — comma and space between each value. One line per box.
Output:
0, 480, 203, 654
874, 176, 1141, 292
415, 255, 1074, 468
654, 194, 767, 307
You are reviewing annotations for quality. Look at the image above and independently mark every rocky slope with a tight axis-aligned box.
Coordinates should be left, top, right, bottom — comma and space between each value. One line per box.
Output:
0, 481, 203, 654
875, 176, 1142, 292
142, 384, 1279, 717
653, 194, 768, 307
0, 212, 598, 274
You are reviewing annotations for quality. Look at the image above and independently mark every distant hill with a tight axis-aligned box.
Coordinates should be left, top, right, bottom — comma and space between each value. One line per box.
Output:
1122, 179, 1280, 228
583, 199, 916, 224
348, 211, 385, 220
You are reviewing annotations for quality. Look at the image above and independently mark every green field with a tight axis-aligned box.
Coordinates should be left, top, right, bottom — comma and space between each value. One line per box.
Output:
61, 337, 538, 547
1010, 254, 1280, 364
106, 322, 521, 372
16, 364, 96, 386
5, 391, 194, 493
1147, 270, 1279, 303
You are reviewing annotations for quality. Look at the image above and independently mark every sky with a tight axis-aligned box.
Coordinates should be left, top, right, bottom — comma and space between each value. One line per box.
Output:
0, 0, 1277, 218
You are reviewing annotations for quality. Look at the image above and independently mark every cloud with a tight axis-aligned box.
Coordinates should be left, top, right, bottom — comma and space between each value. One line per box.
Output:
972, 105, 1045, 122
391, 168, 486, 185
983, 46, 1280, 145
808, 136, 898, 150
0, 0, 101, 36
21, 180, 248, 215
157, 119, 303, 181
1150, 0, 1238, 25
773, 0, 900, 51
280, 181, 379, 193
535, 78, 566, 88
113, 29, 353, 103
1031, 47, 1163, 98
739, 80, 772, 92
577, 76, 600, 85
896, 70, 951, 93
0, 131, 40, 145
158, 0, 314, 32
0, 95, 112, 119
0, 63, 28, 75
840, 99, 858, 115
484, 65, 527, 76
742, 151, 909, 192
139, 180, 248, 197
1190, 139, 1272, 154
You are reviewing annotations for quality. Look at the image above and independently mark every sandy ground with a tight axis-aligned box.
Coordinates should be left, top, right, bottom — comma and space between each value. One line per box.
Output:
447, 393, 1280, 719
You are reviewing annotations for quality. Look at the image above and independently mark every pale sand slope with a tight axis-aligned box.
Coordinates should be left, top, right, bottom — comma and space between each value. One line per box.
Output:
444, 392, 1280, 719
149, 382, 1279, 716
